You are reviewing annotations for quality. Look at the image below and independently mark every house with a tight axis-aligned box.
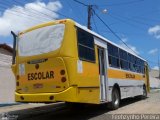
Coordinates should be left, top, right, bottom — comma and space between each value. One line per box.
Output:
0, 44, 13, 67
0, 43, 13, 56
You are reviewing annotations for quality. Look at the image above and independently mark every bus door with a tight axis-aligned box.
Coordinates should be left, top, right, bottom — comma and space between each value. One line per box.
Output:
145, 63, 150, 92
98, 47, 107, 101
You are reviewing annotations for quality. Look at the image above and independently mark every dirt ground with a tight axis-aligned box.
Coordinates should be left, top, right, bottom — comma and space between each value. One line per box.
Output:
108, 90, 160, 114
0, 90, 160, 120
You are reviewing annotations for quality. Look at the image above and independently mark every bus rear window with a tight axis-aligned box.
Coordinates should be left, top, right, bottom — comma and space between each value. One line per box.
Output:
18, 24, 65, 57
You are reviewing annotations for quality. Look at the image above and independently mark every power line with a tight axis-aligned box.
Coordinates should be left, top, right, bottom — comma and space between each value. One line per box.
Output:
132, 16, 160, 23
73, 0, 159, 67
64, 0, 79, 19
72, 0, 88, 7
106, 13, 146, 31
95, 13, 139, 55
72, 0, 144, 58
92, 15, 99, 34
0, 0, 70, 23
1, 0, 158, 66
12, 0, 56, 19
27, 0, 69, 18
0, 1, 53, 21
109, 13, 153, 27
100, 30, 144, 36
0, 4, 48, 22
72, 0, 97, 29
95, 13, 160, 66
99, 0, 145, 6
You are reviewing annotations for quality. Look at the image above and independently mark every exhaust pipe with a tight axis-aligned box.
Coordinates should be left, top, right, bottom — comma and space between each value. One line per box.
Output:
11, 31, 17, 65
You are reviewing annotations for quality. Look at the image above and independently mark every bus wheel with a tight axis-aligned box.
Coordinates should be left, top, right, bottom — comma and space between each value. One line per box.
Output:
108, 88, 120, 110
142, 85, 147, 99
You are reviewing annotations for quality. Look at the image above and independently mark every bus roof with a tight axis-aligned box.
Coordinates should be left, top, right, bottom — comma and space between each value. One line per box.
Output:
18, 19, 146, 62
75, 22, 146, 62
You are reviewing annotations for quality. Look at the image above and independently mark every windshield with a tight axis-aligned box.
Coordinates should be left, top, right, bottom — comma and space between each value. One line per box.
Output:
18, 24, 65, 57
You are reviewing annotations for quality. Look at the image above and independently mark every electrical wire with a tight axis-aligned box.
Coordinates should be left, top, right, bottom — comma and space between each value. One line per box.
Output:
26, 0, 69, 18
12, 0, 56, 19
0, 1, 53, 22
64, 0, 85, 24
0, 4, 48, 22
109, 13, 153, 27
95, 13, 137, 54
72, 0, 88, 7
0, 0, 159, 66
72, 0, 159, 65
98, 0, 145, 7
106, 13, 146, 31
92, 15, 99, 34
95, 13, 160, 65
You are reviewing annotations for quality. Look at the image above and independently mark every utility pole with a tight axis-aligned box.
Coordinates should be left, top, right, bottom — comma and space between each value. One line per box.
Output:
87, 5, 93, 30
73, 0, 96, 30
158, 50, 160, 80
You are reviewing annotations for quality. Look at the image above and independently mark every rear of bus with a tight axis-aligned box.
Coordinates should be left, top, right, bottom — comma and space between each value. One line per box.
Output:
12, 19, 100, 103
12, 19, 75, 102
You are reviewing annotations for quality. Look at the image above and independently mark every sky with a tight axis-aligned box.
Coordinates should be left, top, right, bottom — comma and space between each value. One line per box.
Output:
0, 0, 160, 69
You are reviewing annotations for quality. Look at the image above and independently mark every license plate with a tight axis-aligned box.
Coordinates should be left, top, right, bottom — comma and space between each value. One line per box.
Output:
33, 83, 43, 89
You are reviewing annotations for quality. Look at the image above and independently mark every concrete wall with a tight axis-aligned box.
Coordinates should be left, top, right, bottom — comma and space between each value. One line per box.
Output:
0, 53, 15, 103
149, 69, 160, 89
149, 77, 160, 88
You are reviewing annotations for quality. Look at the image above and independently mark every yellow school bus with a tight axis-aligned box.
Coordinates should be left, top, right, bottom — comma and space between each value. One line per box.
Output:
11, 19, 150, 109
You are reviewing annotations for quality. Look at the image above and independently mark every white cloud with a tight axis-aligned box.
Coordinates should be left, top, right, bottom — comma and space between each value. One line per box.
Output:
148, 48, 158, 55
148, 25, 160, 39
0, 1, 62, 37
153, 66, 159, 70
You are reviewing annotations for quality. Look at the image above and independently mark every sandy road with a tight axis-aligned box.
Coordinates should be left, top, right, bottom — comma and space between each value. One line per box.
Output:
0, 90, 160, 120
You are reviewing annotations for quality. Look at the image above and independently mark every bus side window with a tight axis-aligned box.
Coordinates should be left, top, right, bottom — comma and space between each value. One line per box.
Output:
107, 43, 120, 68
77, 28, 95, 63
119, 49, 128, 70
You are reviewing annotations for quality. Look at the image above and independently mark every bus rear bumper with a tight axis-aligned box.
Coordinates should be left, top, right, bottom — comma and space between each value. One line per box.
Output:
15, 87, 77, 103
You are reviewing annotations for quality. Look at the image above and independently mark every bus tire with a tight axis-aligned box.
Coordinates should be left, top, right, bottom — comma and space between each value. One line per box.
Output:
108, 88, 120, 110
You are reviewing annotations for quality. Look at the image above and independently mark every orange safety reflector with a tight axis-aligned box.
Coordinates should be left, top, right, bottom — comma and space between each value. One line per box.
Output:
59, 20, 67, 24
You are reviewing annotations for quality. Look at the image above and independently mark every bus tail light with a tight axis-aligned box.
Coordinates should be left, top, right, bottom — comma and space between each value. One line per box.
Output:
49, 96, 54, 100
61, 77, 66, 82
20, 96, 24, 100
60, 70, 65, 75
17, 75, 20, 80
16, 82, 19, 86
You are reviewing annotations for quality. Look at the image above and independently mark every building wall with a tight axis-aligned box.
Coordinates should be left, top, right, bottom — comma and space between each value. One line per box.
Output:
0, 53, 15, 103
149, 69, 160, 89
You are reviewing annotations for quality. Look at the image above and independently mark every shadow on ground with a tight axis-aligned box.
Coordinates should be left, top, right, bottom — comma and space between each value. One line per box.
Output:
11, 97, 146, 120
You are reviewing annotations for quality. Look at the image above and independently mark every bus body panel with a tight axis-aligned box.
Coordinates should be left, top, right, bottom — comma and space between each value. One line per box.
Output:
16, 57, 69, 94
15, 86, 100, 104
